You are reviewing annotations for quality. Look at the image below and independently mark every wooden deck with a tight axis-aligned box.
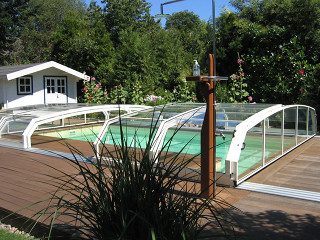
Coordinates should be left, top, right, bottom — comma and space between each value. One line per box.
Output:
0, 136, 320, 239
248, 137, 320, 191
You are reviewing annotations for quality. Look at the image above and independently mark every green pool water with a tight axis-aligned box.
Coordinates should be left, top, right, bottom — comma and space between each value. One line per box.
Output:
40, 125, 284, 176
40, 125, 231, 173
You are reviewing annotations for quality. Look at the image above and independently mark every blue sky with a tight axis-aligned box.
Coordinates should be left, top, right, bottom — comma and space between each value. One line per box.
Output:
85, 0, 236, 21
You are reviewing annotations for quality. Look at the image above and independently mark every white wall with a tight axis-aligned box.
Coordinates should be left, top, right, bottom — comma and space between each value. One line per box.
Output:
5, 67, 79, 109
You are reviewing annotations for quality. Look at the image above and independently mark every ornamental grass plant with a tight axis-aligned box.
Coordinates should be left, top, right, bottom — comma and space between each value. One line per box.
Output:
3, 107, 239, 239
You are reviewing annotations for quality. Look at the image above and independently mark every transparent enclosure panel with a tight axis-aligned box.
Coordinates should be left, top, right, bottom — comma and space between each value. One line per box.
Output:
215, 133, 232, 174
8, 121, 30, 133
308, 109, 317, 136
163, 127, 201, 170
283, 108, 297, 152
0, 117, 33, 142
2, 118, 32, 134
216, 104, 276, 124
38, 109, 163, 144
38, 124, 103, 142
86, 112, 105, 123
147, 103, 204, 120
265, 112, 283, 164
41, 118, 158, 145
103, 119, 158, 148
38, 119, 63, 129
161, 128, 232, 173
238, 122, 263, 179
297, 107, 308, 143
129, 107, 190, 121
64, 114, 86, 126
108, 110, 127, 119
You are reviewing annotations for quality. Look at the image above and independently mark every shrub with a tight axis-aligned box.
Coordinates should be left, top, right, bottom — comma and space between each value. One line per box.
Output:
83, 77, 109, 104
227, 56, 250, 103
144, 95, 166, 106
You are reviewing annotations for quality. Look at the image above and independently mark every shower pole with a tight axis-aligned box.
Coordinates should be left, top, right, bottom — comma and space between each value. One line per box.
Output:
212, 0, 216, 73
158, 0, 223, 198
185, 0, 217, 198
187, 55, 228, 198
202, 54, 216, 198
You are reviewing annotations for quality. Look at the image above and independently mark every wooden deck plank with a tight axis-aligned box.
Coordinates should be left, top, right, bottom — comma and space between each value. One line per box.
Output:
248, 137, 320, 192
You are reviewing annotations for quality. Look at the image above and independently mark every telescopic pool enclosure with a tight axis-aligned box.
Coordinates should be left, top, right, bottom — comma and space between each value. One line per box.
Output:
0, 103, 317, 186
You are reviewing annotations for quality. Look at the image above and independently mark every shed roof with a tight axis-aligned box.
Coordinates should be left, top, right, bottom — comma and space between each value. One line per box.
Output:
0, 61, 90, 80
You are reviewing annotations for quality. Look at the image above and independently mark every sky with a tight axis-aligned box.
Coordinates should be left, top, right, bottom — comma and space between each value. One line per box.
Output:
85, 0, 236, 22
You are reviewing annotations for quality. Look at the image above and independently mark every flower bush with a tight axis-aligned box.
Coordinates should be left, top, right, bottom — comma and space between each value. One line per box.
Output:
129, 82, 144, 105
83, 79, 128, 105
83, 77, 109, 104
82, 77, 198, 106
144, 94, 165, 106
109, 85, 128, 104
172, 82, 196, 103
227, 56, 250, 103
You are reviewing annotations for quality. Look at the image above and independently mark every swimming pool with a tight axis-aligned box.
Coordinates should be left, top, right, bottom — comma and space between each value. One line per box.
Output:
38, 124, 271, 176
25, 103, 316, 186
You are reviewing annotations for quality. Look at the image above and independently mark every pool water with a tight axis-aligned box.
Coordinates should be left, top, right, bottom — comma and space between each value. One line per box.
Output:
40, 125, 232, 172
39, 125, 278, 176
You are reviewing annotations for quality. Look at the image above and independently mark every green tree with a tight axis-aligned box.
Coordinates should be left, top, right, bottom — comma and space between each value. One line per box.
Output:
51, 9, 114, 79
109, 24, 192, 98
102, 0, 154, 44
109, 28, 155, 92
0, 0, 87, 65
150, 28, 191, 93
259, 0, 320, 61
218, 0, 320, 126
216, 11, 245, 75
229, 0, 320, 63
165, 11, 207, 62
0, 0, 31, 65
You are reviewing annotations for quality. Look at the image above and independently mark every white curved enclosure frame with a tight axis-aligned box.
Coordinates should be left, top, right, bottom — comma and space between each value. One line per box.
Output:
93, 107, 154, 153
148, 105, 205, 161
93, 104, 205, 158
21, 105, 150, 148
0, 103, 316, 187
223, 104, 317, 186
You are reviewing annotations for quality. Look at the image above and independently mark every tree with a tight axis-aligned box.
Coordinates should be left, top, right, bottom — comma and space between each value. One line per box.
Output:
51, 9, 114, 79
102, 0, 154, 44
165, 11, 207, 60
0, 0, 31, 65
259, 0, 320, 61
229, 0, 320, 62
218, 0, 320, 126
0, 0, 88, 65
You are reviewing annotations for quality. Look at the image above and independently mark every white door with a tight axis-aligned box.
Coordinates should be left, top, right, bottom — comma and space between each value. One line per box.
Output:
44, 77, 67, 104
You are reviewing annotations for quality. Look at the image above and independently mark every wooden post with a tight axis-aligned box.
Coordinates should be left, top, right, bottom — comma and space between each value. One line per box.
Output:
200, 54, 216, 198
186, 54, 219, 198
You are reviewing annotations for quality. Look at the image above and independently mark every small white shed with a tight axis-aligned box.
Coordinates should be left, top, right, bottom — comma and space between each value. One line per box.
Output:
0, 61, 90, 109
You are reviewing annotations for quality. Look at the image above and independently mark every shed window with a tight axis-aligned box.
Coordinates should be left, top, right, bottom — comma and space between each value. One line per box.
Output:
17, 76, 33, 95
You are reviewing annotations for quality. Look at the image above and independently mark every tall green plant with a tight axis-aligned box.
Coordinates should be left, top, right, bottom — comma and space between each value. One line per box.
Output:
227, 56, 251, 103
